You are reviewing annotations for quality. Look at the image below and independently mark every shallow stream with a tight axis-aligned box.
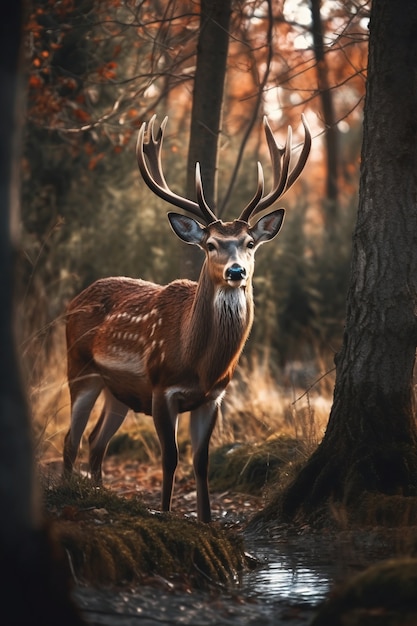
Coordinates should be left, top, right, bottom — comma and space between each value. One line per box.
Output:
74, 527, 386, 625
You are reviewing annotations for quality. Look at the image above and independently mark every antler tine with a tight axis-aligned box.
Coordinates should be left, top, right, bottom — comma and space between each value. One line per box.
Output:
237, 162, 265, 223
195, 163, 219, 224
136, 116, 214, 224
250, 122, 292, 221
285, 113, 312, 190
264, 116, 286, 187
239, 116, 311, 223
143, 114, 167, 188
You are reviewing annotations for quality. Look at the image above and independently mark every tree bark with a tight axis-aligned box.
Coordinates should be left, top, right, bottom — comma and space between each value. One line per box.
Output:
281, 0, 417, 522
0, 6, 85, 624
182, 0, 232, 278
0, 0, 34, 543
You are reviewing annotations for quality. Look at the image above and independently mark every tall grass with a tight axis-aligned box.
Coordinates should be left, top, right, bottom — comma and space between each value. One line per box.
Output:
218, 352, 333, 452
25, 314, 334, 473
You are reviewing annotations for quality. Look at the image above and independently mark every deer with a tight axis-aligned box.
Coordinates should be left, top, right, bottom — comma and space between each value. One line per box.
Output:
63, 114, 311, 522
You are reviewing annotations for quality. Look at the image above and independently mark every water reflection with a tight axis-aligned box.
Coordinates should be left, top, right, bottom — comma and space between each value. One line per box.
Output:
240, 532, 364, 607
246, 560, 330, 604
76, 533, 365, 624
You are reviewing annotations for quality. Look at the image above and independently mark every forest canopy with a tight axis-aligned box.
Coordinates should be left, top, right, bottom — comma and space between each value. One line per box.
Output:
21, 0, 369, 373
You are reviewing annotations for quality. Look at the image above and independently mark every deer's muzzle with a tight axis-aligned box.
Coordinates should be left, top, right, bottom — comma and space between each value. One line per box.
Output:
225, 263, 246, 283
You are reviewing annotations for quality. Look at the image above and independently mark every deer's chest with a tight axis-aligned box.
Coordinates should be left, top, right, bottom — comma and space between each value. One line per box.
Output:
90, 285, 248, 413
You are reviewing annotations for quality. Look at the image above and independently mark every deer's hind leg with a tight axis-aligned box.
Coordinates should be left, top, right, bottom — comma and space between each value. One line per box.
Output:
63, 373, 103, 479
88, 388, 129, 484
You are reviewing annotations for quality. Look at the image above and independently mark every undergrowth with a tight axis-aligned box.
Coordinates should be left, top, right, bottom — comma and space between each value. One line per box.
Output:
44, 476, 249, 589
28, 325, 336, 588
209, 433, 308, 495
30, 323, 333, 476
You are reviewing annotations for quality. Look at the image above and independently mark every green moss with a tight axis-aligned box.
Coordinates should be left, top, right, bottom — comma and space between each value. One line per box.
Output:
352, 494, 417, 527
209, 434, 304, 494
44, 475, 148, 514
46, 478, 247, 588
345, 559, 417, 609
107, 427, 160, 462
313, 559, 417, 626
106, 419, 191, 463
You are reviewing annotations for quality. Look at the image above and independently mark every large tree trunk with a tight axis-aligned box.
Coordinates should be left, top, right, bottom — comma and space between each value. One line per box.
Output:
0, 7, 84, 624
182, 0, 232, 279
280, 0, 417, 523
0, 0, 34, 541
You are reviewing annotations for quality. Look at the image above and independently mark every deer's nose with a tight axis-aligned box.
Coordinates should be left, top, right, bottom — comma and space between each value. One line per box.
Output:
225, 263, 246, 282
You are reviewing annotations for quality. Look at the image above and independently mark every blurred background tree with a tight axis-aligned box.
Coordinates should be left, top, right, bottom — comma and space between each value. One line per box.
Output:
20, 0, 369, 387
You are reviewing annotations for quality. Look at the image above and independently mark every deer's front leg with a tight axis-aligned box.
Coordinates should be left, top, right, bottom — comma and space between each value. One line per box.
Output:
190, 400, 220, 523
152, 390, 179, 513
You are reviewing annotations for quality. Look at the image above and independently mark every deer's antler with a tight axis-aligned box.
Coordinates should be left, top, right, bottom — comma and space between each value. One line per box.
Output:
238, 115, 311, 223
136, 114, 311, 226
136, 115, 217, 225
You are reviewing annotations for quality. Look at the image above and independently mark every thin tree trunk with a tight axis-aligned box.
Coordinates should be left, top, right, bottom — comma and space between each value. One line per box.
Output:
219, 0, 274, 219
310, 0, 339, 227
182, 0, 232, 278
278, 0, 417, 523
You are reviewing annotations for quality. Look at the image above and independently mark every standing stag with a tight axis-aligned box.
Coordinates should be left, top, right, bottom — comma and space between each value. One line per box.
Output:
63, 115, 311, 522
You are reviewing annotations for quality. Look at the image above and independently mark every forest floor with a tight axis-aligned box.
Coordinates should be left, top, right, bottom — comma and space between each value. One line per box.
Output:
33, 355, 417, 625
40, 450, 417, 626
41, 453, 319, 625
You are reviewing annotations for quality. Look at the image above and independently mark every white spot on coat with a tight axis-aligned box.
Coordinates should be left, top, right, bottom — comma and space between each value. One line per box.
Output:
95, 352, 146, 376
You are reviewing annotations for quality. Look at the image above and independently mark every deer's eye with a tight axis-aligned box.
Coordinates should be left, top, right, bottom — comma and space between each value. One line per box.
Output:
247, 240, 255, 249
207, 242, 216, 252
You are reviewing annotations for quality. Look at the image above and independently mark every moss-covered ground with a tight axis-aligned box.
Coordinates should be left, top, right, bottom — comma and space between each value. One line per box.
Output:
44, 477, 250, 589
41, 426, 311, 591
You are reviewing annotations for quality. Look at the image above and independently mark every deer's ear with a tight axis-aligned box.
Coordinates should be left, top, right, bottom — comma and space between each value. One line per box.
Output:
168, 212, 206, 245
250, 209, 285, 246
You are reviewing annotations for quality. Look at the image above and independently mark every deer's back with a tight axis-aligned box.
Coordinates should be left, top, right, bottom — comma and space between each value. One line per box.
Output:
66, 277, 201, 413
66, 276, 196, 355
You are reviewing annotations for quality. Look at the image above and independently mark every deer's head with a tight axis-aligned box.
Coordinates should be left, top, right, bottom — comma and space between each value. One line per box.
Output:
136, 116, 311, 290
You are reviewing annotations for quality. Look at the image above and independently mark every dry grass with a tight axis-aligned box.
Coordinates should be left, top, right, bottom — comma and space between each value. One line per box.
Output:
38, 320, 417, 594
27, 319, 334, 478
218, 353, 332, 452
